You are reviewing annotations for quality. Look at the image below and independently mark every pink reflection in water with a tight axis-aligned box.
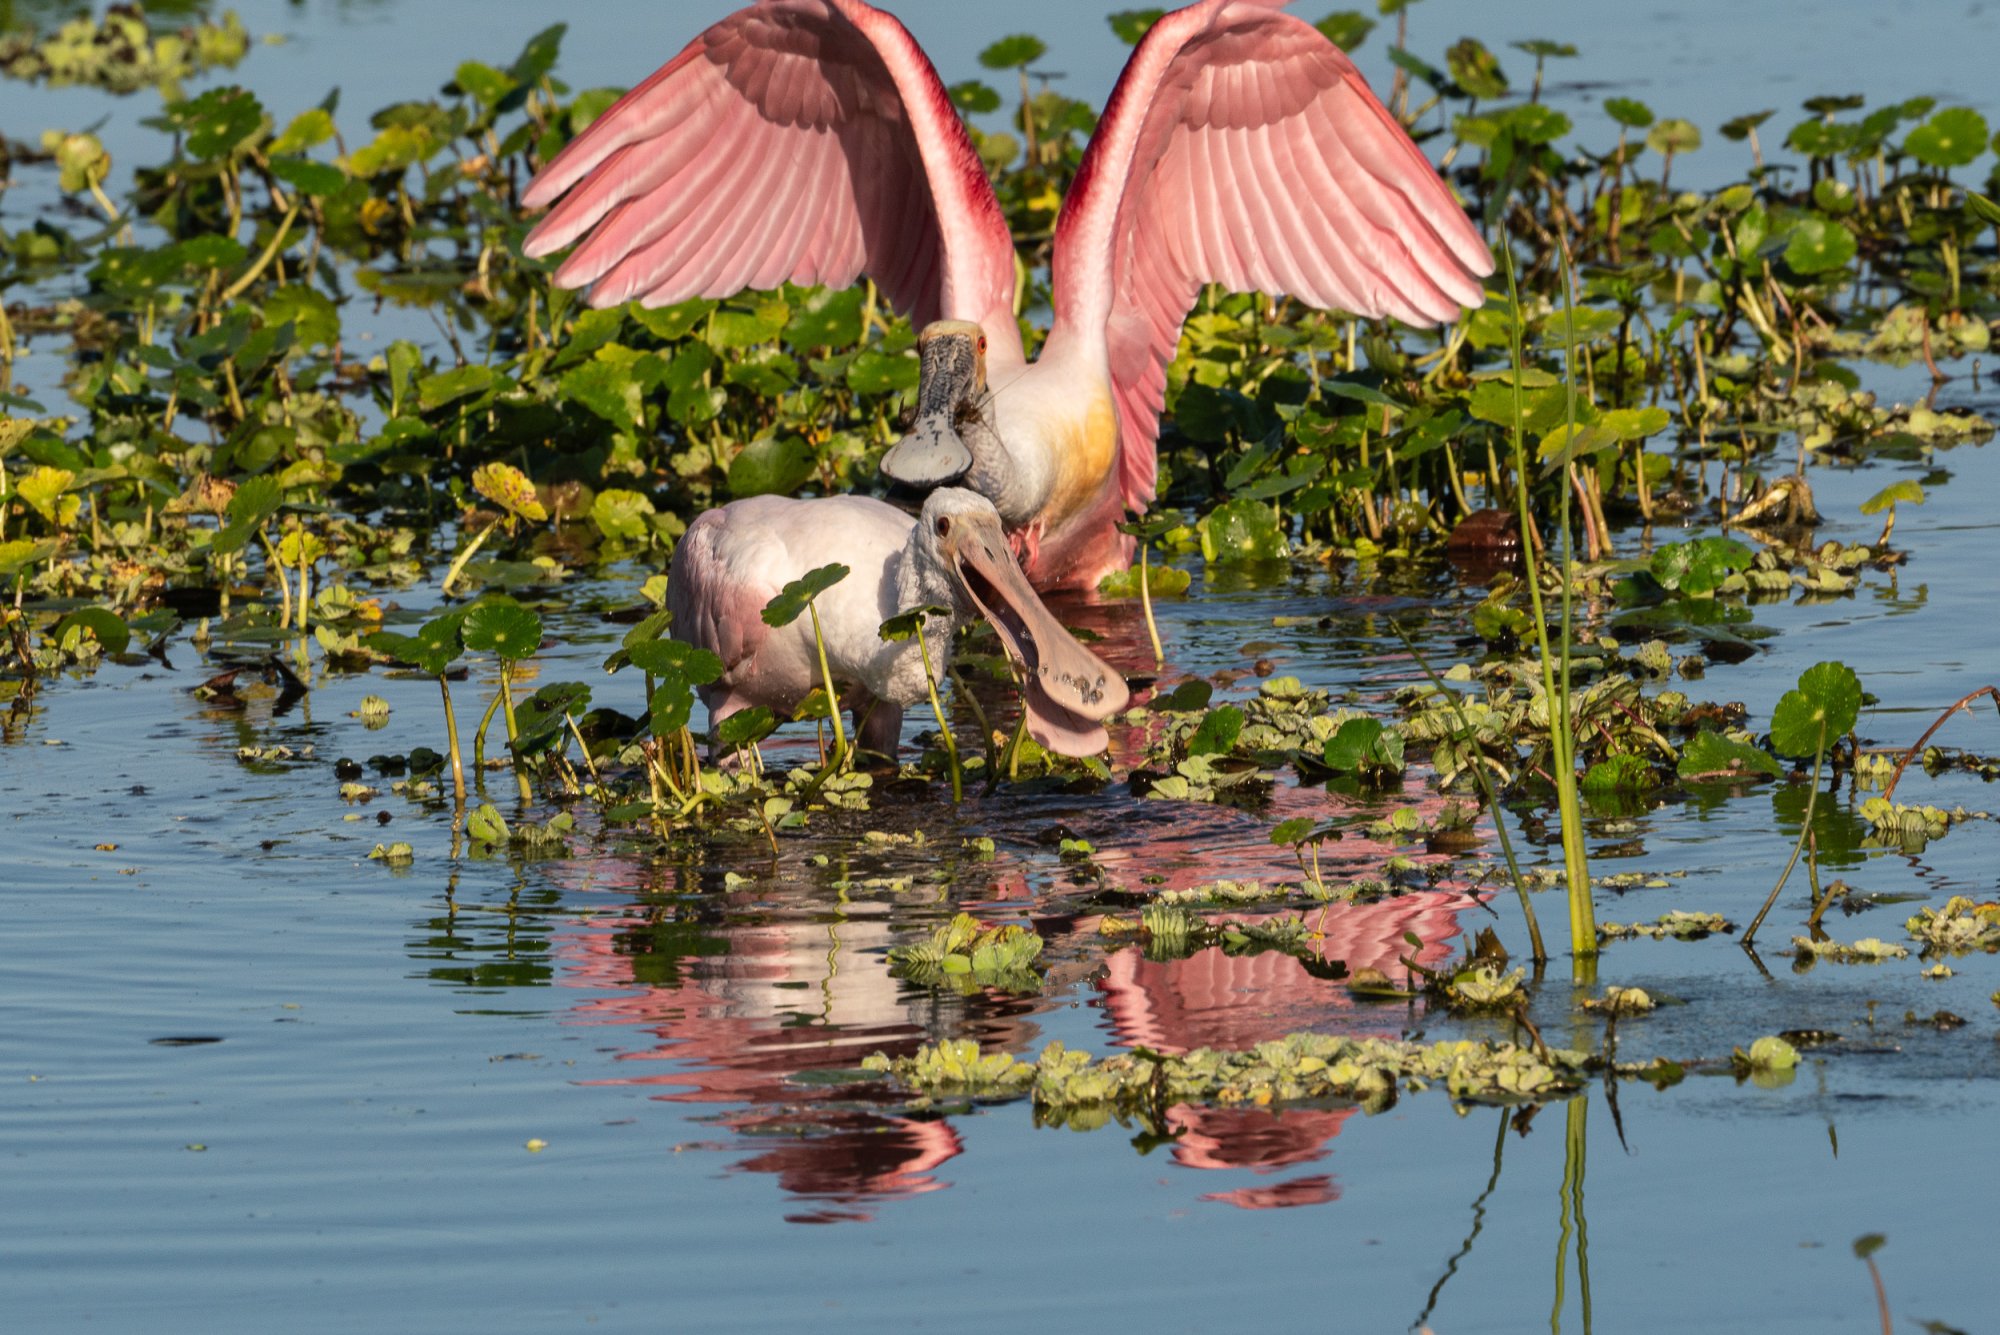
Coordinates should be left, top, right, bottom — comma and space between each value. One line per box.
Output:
1086, 887, 1476, 1209
543, 704, 1486, 1220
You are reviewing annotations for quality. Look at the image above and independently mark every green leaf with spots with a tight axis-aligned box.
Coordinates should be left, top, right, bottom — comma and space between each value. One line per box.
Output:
460, 600, 544, 661
762, 564, 851, 627
1783, 217, 1858, 275
1445, 39, 1507, 100
1905, 107, 1988, 169
627, 639, 724, 687
1111, 10, 1166, 44
949, 79, 1003, 113
785, 288, 865, 348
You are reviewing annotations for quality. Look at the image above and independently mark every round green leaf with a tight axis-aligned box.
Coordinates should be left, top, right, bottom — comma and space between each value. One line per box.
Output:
1313, 12, 1372, 51
1905, 107, 1988, 170
718, 706, 778, 748
948, 80, 1003, 114
1783, 217, 1857, 275
460, 600, 544, 661
762, 564, 851, 627
1646, 118, 1702, 155
1604, 97, 1654, 130
978, 34, 1047, 69
727, 435, 815, 499
1859, 480, 1924, 515
649, 679, 696, 737
1187, 704, 1244, 757
1769, 660, 1861, 757
627, 639, 724, 687
52, 607, 131, 655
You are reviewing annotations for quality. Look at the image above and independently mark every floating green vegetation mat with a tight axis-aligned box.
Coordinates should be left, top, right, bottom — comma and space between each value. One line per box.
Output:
862, 1033, 1629, 1120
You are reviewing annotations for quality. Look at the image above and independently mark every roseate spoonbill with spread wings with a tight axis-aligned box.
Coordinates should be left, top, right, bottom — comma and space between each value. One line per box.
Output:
668, 486, 1130, 758
523, 0, 1493, 589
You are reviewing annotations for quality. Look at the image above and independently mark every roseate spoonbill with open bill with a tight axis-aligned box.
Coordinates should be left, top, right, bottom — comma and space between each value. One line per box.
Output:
522, 0, 1494, 591
667, 487, 1130, 761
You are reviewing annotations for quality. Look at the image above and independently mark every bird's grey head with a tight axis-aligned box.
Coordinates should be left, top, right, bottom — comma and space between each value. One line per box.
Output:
880, 321, 989, 490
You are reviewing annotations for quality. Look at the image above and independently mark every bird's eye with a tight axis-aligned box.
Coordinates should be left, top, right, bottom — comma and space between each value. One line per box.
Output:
977, 336, 987, 353
935, 515, 952, 538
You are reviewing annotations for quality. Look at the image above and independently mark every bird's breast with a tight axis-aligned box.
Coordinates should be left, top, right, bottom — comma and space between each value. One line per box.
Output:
1040, 390, 1120, 531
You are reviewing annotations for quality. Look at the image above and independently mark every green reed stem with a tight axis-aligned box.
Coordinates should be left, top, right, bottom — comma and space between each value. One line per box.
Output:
1138, 542, 1164, 669
1744, 718, 1827, 946
498, 665, 530, 803
913, 621, 961, 803
438, 675, 466, 807
806, 598, 847, 772
1502, 228, 1594, 962
1395, 623, 1547, 963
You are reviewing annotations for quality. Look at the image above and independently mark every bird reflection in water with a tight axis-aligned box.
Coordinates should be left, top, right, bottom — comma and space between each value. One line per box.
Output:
547, 801, 1481, 1221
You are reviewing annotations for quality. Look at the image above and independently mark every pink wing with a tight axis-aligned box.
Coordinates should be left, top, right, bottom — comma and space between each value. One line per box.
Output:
666, 508, 777, 681
1048, 0, 1494, 512
522, 0, 1021, 358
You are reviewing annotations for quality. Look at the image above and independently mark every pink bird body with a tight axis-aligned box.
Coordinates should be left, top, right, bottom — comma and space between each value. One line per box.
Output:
525, 0, 1493, 590
668, 488, 1129, 758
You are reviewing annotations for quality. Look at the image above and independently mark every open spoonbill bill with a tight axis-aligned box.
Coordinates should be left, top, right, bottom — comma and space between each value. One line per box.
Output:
668, 487, 1131, 758
524, 0, 1493, 589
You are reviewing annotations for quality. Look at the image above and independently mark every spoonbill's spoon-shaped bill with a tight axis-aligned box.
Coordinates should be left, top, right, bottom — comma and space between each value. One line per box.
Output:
525, 1, 1493, 589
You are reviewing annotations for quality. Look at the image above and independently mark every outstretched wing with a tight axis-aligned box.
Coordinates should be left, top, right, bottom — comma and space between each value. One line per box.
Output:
522, 0, 1021, 359
1047, 0, 1494, 511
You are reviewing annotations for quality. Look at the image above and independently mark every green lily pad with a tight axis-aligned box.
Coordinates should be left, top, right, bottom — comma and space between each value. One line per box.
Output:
1677, 731, 1782, 781
1187, 704, 1244, 758
460, 600, 544, 662
762, 564, 850, 627
626, 639, 724, 686
1783, 218, 1858, 275
978, 34, 1046, 69
52, 607, 131, 655
1770, 660, 1862, 757
1905, 107, 1988, 169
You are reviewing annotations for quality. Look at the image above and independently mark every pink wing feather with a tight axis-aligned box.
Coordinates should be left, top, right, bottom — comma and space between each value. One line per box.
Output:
1048, 0, 1494, 513
522, 0, 1021, 360
666, 508, 777, 681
